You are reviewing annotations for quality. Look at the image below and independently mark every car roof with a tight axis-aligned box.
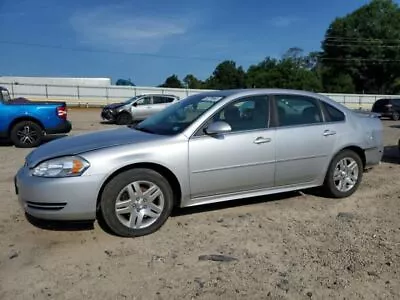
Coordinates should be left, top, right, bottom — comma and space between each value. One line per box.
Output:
192, 88, 326, 98
192, 88, 352, 112
376, 98, 400, 101
140, 93, 179, 97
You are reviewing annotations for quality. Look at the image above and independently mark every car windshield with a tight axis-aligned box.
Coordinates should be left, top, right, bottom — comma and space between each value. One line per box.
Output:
0, 89, 11, 103
122, 95, 141, 105
133, 93, 225, 135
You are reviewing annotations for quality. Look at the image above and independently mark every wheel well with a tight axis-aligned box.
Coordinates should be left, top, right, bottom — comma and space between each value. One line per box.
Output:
8, 117, 44, 134
117, 111, 131, 117
96, 163, 182, 209
338, 146, 366, 168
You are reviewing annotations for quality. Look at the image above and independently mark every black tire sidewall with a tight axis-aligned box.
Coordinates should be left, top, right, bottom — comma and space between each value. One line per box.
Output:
324, 150, 363, 198
100, 168, 174, 237
116, 112, 132, 125
392, 112, 400, 121
10, 121, 43, 148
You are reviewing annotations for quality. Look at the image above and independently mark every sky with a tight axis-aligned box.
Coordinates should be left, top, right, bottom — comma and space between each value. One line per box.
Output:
0, 0, 381, 86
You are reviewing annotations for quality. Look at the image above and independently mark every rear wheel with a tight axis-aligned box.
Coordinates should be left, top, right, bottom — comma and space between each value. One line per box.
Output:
116, 112, 132, 125
392, 111, 400, 121
99, 168, 174, 237
10, 121, 43, 148
323, 150, 363, 198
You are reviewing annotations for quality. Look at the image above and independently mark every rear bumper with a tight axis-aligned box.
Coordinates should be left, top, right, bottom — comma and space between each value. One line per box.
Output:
45, 120, 72, 135
376, 111, 397, 118
364, 145, 384, 168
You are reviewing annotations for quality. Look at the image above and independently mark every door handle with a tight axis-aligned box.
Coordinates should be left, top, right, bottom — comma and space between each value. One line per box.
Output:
253, 137, 271, 144
323, 130, 337, 136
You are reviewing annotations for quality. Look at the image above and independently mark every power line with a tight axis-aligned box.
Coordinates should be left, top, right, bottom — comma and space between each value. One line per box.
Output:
324, 43, 400, 48
0, 40, 229, 62
2, 39, 400, 66
324, 36, 400, 43
319, 57, 400, 64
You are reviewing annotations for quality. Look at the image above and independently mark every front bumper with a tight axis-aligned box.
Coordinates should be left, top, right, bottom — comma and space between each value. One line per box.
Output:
45, 120, 72, 135
14, 166, 104, 221
101, 109, 116, 121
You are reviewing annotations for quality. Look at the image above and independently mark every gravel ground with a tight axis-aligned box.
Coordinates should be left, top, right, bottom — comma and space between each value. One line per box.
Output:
0, 109, 399, 300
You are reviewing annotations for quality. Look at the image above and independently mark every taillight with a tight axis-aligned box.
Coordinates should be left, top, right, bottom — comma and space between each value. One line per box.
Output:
57, 106, 67, 119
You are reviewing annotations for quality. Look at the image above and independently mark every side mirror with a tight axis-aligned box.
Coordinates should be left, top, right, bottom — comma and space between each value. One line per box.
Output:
132, 102, 138, 107
204, 121, 232, 135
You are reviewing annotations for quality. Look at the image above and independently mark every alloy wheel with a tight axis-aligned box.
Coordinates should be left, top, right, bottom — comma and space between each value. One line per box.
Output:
114, 180, 164, 229
16, 125, 38, 145
333, 157, 359, 192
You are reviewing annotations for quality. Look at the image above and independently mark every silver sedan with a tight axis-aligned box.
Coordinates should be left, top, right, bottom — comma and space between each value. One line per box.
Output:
15, 89, 384, 237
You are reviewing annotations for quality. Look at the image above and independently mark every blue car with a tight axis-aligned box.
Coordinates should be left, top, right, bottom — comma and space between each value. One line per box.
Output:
0, 86, 72, 148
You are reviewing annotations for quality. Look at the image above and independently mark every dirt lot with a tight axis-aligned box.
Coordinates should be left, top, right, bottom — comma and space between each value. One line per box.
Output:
0, 109, 399, 300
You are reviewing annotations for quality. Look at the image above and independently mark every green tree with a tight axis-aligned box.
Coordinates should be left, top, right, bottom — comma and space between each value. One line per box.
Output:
321, 0, 400, 94
183, 74, 204, 89
115, 78, 135, 86
321, 68, 355, 93
158, 74, 183, 88
205, 60, 247, 89
246, 49, 323, 91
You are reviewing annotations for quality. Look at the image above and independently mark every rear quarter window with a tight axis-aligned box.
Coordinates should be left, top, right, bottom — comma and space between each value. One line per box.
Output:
322, 102, 345, 122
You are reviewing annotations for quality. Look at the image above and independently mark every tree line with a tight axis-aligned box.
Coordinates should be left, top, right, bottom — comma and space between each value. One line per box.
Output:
120, 0, 400, 95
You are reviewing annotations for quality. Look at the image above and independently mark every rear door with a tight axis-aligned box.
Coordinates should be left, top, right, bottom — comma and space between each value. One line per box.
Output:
272, 94, 337, 187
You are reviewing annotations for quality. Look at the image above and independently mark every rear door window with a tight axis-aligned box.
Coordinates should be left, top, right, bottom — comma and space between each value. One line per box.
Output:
274, 95, 323, 127
152, 96, 168, 104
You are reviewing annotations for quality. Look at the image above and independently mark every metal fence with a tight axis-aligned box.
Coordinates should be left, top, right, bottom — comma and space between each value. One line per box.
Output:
1, 81, 398, 109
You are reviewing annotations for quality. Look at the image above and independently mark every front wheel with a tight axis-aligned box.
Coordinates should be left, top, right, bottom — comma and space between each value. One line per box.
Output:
116, 112, 132, 125
392, 111, 400, 121
99, 168, 174, 237
323, 150, 363, 198
10, 121, 43, 148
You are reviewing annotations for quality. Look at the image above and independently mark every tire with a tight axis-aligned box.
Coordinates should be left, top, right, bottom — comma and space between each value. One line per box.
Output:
10, 120, 43, 148
323, 149, 363, 198
116, 112, 132, 125
99, 168, 174, 237
392, 111, 400, 121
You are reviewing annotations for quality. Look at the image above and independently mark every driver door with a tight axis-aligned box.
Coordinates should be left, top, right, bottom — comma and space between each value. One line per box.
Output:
131, 95, 153, 120
188, 95, 276, 199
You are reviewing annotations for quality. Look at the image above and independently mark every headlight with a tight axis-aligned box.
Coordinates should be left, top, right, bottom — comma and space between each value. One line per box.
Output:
32, 156, 90, 178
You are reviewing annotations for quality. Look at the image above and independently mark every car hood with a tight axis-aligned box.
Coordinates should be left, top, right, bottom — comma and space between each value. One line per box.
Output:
104, 102, 125, 109
25, 127, 161, 167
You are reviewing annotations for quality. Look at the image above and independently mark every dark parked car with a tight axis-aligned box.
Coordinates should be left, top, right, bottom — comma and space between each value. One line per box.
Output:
371, 98, 400, 120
